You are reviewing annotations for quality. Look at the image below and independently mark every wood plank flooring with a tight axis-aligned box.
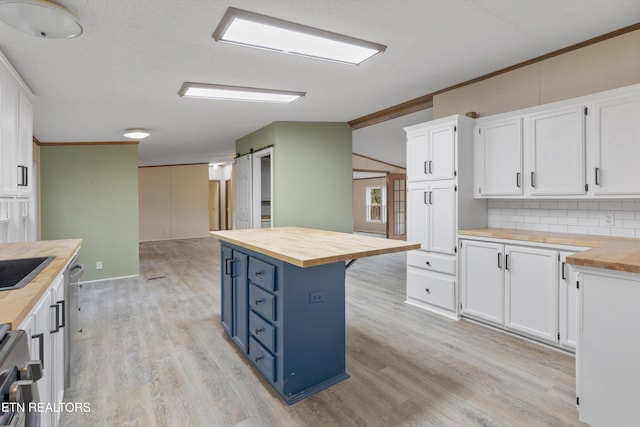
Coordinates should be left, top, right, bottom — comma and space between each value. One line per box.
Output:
60, 237, 585, 426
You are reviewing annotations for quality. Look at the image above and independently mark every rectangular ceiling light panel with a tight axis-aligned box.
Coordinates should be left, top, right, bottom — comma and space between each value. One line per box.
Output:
178, 82, 305, 103
213, 7, 386, 65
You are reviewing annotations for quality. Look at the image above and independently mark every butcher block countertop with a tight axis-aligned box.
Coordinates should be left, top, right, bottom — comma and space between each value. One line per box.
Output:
210, 227, 420, 268
0, 239, 82, 329
459, 228, 640, 274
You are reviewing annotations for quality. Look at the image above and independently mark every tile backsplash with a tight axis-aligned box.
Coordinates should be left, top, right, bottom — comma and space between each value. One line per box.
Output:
487, 199, 640, 238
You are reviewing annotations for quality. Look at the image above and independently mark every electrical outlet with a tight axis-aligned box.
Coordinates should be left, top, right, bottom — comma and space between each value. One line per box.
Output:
309, 292, 325, 304
604, 212, 614, 226
96, 261, 103, 270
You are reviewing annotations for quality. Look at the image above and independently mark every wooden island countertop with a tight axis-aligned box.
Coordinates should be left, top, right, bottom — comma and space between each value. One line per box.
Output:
210, 227, 420, 268
0, 239, 82, 329
459, 228, 640, 274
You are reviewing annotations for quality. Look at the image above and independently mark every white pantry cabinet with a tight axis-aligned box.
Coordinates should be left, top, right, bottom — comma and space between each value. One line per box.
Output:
405, 116, 487, 319
474, 117, 523, 197
460, 237, 582, 349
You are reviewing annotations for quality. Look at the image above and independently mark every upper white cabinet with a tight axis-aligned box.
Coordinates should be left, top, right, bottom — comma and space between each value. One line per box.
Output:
407, 121, 456, 182
0, 51, 34, 198
589, 93, 640, 196
527, 105, 586, 196
475, 117, 523, 197
474, 82, 640, 199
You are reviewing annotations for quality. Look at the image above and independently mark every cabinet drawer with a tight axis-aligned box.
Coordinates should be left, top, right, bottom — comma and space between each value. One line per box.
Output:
249, 310, 276, 353
407, 267, 456, 311
249, 257, 276, 291
407, 250, 456, 275
249, 337, 276, 382
249, 284, 276, 322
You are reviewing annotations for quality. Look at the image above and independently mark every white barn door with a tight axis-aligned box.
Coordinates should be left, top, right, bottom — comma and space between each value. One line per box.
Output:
235, 153, 253, 229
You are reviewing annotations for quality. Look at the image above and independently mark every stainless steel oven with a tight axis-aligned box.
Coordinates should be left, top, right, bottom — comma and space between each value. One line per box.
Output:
0, 324, 42, 427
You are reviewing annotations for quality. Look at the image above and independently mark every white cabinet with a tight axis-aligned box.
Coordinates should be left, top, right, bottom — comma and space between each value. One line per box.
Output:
527, 105, 586, 196
558, 251, 578, 350
589, 93, 640, 196
407, 121, 456, 182
17, 91, 33, 197
474, 117, 523, 197
460, 240, 504, 325
18, 274, 65, 427
0, 63, 20, 196
405, 116, 487, 319
460, 237, 581, 348
504, 246, 558, 342
407, 181, 456, 255
574, 267, 640, 426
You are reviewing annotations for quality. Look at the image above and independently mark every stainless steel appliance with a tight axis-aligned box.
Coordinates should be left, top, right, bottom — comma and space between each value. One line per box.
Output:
63, 256, 83, 389
0, 324, 42, 427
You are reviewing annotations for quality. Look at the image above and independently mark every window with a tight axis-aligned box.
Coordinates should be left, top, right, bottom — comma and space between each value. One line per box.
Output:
366, 186, 386, 223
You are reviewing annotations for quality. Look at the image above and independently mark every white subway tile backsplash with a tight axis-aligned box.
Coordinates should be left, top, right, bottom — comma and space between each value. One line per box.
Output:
486, 198, 640, 239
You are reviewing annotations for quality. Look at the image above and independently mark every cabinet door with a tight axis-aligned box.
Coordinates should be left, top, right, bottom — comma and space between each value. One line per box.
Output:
590, 95, 640, 195
528, 106, 586, 196
0, 68, 19, 196
221, 245, 233, 336
407, 131, 429, 182
50, 276, 65, 426
460, 240, 504, 325
232, 251, 249, 354
475, 118, 523, 196
504, 246, 558, 343
558, 251, 578, 350
31, 292, 52, 427
407, 182, 430, 250
17, 92, 33, 196
429, 182, 456, 255
428, 123, 456, 181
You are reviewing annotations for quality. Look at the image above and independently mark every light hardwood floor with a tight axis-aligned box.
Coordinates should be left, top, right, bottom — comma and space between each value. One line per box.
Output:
61, 237, 585, 426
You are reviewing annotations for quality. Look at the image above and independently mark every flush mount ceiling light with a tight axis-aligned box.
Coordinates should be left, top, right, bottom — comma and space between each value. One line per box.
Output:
0, 0, 83, 39
123, 129, 150, 140
212, 7, 386, 65
178, 82, 306, 103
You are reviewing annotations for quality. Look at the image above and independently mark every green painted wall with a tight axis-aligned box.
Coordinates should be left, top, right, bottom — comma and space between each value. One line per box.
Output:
40, 144, 139, 281
237, 122, 353, 233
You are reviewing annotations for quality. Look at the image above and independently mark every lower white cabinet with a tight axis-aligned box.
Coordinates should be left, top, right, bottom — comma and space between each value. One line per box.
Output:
19, 274, 65, 427
406, 250, 457, 319
574, 267, 640, 426
460, 238, 581, 349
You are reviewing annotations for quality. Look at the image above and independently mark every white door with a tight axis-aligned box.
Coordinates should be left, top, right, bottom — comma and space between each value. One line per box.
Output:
590, 95, 640, 195
428, 123, 456, 181
406, 131, 429, 182
476, 118, 523, 196
0, 68, 19, 196
504, 245, 558, 343
17, 91, 33, 196
51, 276, 65, 418
31, 292, 52, 427
407, 182, 430, 250
428, 181, 456, 255
528, 105, 586, 196
460, 240, 504, 325
558, 251, 578, 350
234, 154, 252, 229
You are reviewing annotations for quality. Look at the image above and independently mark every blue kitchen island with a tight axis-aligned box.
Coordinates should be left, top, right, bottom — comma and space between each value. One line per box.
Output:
210, 227, 419, 404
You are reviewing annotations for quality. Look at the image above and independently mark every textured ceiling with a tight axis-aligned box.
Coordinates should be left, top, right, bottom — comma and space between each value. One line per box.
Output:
1, 0, 639, 166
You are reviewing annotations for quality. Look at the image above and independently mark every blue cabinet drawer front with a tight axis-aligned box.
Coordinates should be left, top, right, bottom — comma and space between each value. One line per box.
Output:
249, 311, 276, 353
249, 257, 276, 291
249, 337, 276, 382
249, 284, 276, 322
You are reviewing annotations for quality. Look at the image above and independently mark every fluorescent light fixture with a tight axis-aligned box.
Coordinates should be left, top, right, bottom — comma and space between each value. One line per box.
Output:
213, 7, 386, 65
123, 128, 150, 140
0, 0, 83, 39
178, 82, 305, 103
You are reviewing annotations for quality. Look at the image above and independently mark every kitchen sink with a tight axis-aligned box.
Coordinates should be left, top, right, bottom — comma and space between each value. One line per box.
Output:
0, 256, 55, 291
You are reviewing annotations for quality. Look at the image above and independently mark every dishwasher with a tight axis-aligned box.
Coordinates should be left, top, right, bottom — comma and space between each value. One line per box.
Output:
64, 255, 84, 389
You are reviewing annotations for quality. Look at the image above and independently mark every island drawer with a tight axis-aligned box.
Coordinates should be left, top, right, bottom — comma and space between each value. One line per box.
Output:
249, 310, 276, 353
407, 250, 456, 275
407, 267, 456, 311
249, 284, 276, 322
249, 337, 276, 382
249, 257, 276, 291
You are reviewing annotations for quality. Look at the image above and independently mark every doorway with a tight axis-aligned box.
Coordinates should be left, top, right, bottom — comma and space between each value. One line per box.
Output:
386, 173, 406, 240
